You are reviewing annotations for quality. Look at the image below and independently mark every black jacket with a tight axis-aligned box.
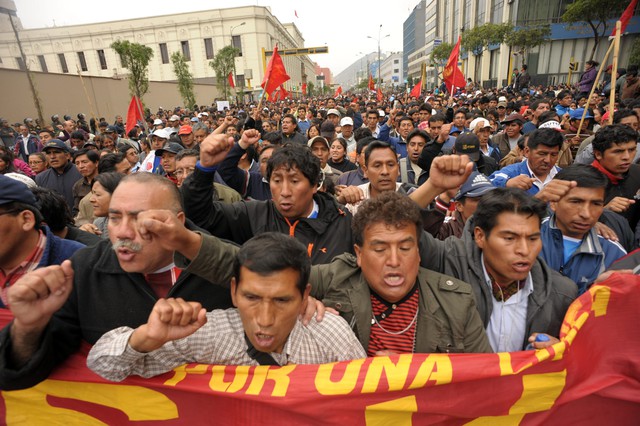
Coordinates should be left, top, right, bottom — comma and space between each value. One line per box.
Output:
0, 238, 233, 390
183, 167, 354, 264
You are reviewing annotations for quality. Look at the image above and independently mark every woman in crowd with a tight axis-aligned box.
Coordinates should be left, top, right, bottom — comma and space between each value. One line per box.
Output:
328, 137, 357, 173
307, 123, 321, 139
28, 152, 49, 175
79, 172, 123, 239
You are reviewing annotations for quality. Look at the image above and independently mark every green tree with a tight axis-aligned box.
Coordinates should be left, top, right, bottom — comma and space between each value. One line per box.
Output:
462, 23, 512, 82
307, 81, 315, 96
111, 40, 154, 100
209, 45, 240, 100
504, 24, 551, 65
171, 52, 196, 109
562, 0, 629, 61
630, 38, 640, 66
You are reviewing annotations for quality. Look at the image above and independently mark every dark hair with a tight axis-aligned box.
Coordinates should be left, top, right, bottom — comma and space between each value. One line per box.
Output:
331, 137, 348, 152
266, 143, 321, 186
69, 131, 85, 141
233, 232, 310, 296
529, 99, 550, 112
306, 124, 321, 139
474, 188, 547, 236
555, 163, 608, 189
0, 148, 16, 174
352, 191, 422, 246
407, 129, 430, 144
538, 111, 560, 124
398, 116, 414, 127
73, 148, 99, 163
366, 109, 379, 118
38, 129, 54, 139
93, 172, 124, 195
356, 136, 376, 155
419, 103, 432, 112
364, 140, 396, 166
557, 90, 572, 100
117, 144, 138, 155
613, 109, 639, 124
592, 123, 638, 154
176, 148, 199, 162
429, 113, 447, 124
262, 131, 283, 146
282, 113, 298, 130
0, 201, 44, 225
586, 60, 599, 67
98, 152, 126, 173
30, 187, 74, 231
354, 127, 373, 142
527, 128, 564, 150
119, 172, 183, 212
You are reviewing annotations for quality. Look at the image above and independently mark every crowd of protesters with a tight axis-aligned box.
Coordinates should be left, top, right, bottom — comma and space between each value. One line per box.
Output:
0, 60, 639, 389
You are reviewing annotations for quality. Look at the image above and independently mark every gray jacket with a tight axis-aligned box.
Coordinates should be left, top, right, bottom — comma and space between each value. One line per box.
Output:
418, 222, 578, 349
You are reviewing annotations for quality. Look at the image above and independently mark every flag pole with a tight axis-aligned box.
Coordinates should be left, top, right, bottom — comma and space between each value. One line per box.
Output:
576, 41, 615, 137
608, 21, 622, 125
135, 96, 149, 135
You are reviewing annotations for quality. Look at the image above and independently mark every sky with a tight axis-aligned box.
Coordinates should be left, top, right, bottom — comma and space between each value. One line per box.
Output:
14, 0, 419, 76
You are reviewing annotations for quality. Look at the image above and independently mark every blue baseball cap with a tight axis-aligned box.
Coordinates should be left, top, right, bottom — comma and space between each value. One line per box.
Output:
43, 139, 71, 153
454, 172, 496, 201
0, 174, 37, 207
570, 108, 594, 120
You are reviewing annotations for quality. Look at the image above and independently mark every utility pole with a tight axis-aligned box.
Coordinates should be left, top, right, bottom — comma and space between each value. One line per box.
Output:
9, 12, 44, 125
368, 25, 390, 90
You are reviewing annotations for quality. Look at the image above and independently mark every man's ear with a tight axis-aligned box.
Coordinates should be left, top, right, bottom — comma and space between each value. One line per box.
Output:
177, 211, 186, 224
524, 146, 531, 158
354, 244, 362, 268
594, 150, 603, 161
230, 278, 238, 308
474, 226, 486, 249
362, 165, 368, 179
20, 210, 37, 232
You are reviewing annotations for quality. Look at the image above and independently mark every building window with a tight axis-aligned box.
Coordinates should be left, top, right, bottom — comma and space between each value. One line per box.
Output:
77, 51, 88, 71
97, 49, 107, 70
204, 38, 214, 59
58, 53, 68, 73
394, 68, 399, 73
232, 35, 243, 56
159, 43, 169, 64
15, 57, 25, 70
394, 59, 399, 64
38, 55, 48, 72
181, 41, 191, 61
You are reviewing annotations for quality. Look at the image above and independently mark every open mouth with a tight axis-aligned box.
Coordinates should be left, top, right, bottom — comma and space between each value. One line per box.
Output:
254, 332, 275, 349
384, 273, 405, 287
512, 262, 531, 273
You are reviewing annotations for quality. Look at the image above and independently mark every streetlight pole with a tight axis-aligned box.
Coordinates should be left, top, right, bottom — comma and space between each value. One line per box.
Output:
367, 25, 390, 91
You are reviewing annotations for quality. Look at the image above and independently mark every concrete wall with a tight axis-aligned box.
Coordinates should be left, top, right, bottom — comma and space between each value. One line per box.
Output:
0, 68, 222, 123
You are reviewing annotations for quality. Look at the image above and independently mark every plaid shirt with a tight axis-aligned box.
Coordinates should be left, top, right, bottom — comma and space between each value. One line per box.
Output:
88, 309, 366, 382
0, 230, 46, 307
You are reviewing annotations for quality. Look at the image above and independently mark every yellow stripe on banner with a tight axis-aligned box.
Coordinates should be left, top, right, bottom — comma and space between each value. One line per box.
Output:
591, 285, 612, 317
364, 395, 418, 426
3, 380, 178, 424
463, 370, 567, 425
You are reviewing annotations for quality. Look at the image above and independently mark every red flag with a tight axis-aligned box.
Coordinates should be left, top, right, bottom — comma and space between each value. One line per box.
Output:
410, 79, 423, 98
333, 86, 342, 98
125, 96, 143, 136
368, 74, 375, 91
280, 85, 290, 99
301, 83, 307, 95
295, 10, 299, 18
261, 45, 290, 97
228, 72, 235, 89
443, 36, 467, 94
612, 0, 638, 36
376, 88, 383, 102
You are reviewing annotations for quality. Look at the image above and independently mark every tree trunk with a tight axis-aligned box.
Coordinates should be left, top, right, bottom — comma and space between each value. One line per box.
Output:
588, 20, 599, 62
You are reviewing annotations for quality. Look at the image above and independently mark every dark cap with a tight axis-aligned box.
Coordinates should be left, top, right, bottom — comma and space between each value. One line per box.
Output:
105, 125, 118, 133
454, 133, 480, 161
501, 113, 525, 125
0, 175, 37, 207
155, 142, 185, 157
454, 171, 496, 201
320, 121, 336, 138
43, 139, 70, 153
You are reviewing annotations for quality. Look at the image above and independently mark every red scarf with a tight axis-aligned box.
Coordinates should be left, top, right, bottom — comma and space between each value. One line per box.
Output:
591, 159, 621, 185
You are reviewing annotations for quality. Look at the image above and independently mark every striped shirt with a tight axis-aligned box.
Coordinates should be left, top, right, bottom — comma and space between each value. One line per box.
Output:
367, 287, 420, 356
88, 309, 366, 382
0, 230, 46, 307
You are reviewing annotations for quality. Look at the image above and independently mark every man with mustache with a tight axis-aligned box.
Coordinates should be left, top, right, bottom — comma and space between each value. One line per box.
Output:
0, 173, 233, 390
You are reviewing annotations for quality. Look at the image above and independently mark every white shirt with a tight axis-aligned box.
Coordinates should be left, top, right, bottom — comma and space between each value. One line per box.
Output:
481, 254, 533, 352
526, 160, 559, 192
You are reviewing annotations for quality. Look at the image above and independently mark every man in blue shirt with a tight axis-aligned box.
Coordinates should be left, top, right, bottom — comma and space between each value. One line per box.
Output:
540, 164, 626, 294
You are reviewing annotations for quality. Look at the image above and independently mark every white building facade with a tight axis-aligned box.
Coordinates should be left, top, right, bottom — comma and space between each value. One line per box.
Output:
0, 1, 316, 97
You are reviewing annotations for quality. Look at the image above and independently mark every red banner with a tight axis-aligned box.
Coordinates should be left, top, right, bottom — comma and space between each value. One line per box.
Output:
2, 274, 639, 424
444, 36, 467, 94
